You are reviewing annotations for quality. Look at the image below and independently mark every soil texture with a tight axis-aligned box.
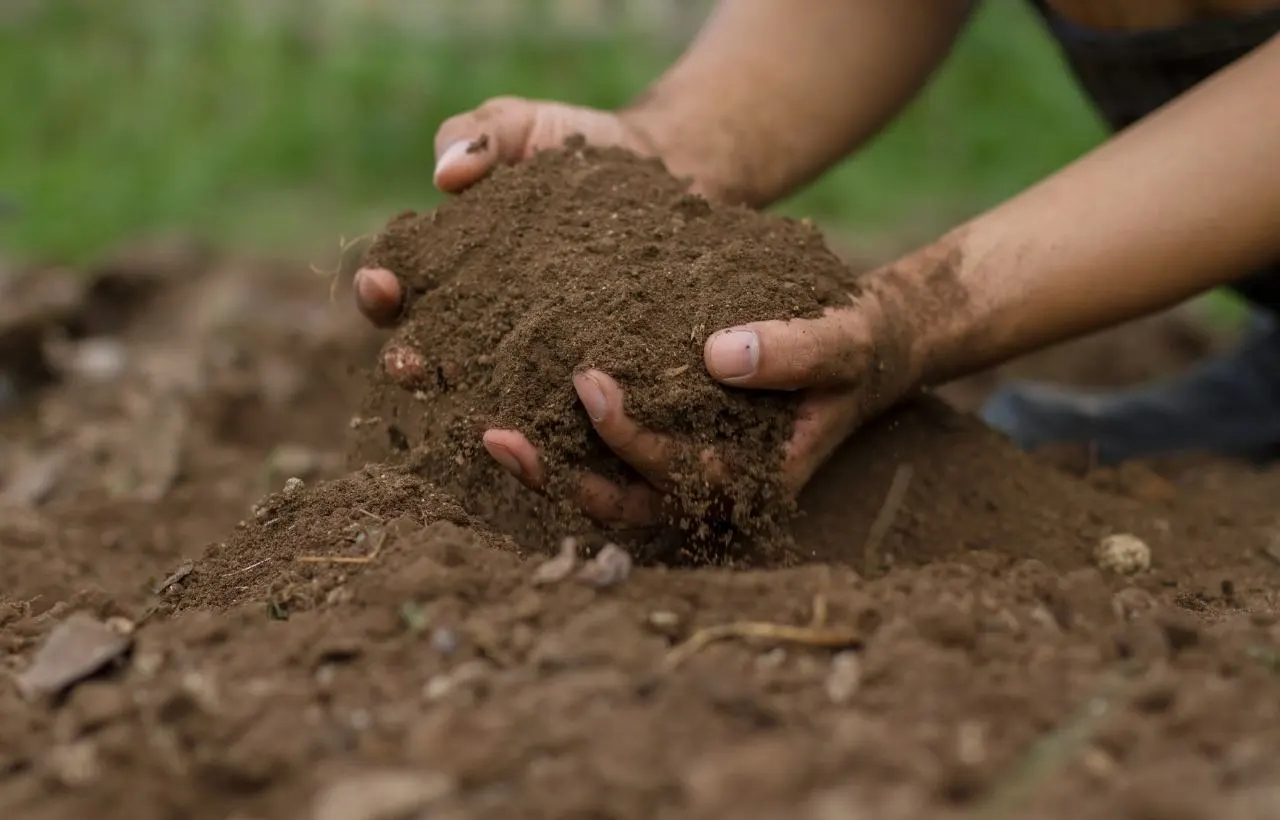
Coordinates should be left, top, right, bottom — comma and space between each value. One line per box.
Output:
2, 216, 1280, 818
351, 141, 854, 561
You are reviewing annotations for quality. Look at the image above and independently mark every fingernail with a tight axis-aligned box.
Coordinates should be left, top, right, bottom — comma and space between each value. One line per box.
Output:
573, 372, 608, 422
706, 330, 759, 380
483, 440, 523, 477
434, 140, 471, 178
355, 268, 395, 305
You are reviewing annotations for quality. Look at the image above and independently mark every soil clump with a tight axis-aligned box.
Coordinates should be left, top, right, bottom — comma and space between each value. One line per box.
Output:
351, 139, 854, 562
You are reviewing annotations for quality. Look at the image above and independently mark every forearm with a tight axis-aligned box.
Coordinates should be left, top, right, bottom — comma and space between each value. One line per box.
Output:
621, 0, 974, 208
874, 32, 1280, 388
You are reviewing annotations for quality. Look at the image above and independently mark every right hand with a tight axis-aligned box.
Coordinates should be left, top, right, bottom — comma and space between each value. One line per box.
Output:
354, 96, 664, 328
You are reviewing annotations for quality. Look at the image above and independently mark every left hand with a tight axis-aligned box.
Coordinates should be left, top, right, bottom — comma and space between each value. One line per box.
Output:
480, 297, 910, 527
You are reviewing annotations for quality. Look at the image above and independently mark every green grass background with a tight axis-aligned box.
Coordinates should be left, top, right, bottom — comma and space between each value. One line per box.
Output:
0, 0, 1254, 325
3, 0, 1111, 262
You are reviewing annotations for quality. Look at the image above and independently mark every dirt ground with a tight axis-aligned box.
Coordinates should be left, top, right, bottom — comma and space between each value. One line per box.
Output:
4, 217, 1280, 820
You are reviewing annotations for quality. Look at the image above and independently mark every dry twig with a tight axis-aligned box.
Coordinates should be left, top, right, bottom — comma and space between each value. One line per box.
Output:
662, 621, 862, 672
295, 526, 388, 565
862, 463, 913, 576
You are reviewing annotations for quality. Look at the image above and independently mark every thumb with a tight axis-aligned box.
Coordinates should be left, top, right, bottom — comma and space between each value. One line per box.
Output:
703, 307, 871, 391
433, 96, 539, 193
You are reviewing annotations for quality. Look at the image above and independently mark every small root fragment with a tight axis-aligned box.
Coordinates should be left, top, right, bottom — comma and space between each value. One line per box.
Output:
863, 463, 913, 576
662, 621, 862, 672
295, 527, 387, 565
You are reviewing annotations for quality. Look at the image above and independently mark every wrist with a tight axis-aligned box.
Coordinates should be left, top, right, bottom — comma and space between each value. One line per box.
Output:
858, 233, 981, 391
616, 95, 752, 206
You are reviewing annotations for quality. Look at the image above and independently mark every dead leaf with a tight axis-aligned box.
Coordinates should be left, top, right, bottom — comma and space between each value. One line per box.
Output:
152, 560, 194, 595
17, 613, 133, 700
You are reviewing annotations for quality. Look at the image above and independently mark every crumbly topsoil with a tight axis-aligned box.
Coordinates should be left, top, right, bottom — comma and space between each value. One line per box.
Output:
350, 139, 853, 561
7, 243, 1280, 820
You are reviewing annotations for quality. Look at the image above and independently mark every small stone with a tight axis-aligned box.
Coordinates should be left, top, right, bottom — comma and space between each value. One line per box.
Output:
1095, 533, 1151, 575
430, 627, 459, 655
646, 611, 682, 638
575, 543, 633, 588
824, 652, 862, 704
311, 769, 455, 820
531, 537, 578, 586
282, 477, 305, 498
69, 338, 127, 382
17, 613, 133, 700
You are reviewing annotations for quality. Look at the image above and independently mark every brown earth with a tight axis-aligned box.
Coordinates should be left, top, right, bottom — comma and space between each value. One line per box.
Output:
350, 141, 858, 564
3, 163, 1280, 819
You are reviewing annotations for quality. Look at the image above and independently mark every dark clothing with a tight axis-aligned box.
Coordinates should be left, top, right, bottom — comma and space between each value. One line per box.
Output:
1026, 1, 1280, 313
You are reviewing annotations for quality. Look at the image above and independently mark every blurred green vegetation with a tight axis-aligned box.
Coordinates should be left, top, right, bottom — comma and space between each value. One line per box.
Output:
0, 0, 1116, 263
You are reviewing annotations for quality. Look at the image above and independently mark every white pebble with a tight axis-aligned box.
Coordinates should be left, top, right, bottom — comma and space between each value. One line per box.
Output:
1095, 533, 1151, 575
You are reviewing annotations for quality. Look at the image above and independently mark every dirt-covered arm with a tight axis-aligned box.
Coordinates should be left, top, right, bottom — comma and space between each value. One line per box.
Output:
873, 32, 1280, 389
621, 0, 976, 207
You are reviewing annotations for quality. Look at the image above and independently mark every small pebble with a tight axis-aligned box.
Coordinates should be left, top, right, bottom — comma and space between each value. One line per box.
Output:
824, 652, 862, 704
576, 543, 633, 588
282, 477, 305, 498
531, 537, 578, 586
430, 627, 459, 655
1095, 533, 1151, 575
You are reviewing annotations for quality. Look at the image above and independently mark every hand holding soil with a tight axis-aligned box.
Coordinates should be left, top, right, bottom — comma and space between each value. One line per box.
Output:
481, 302, 895, 528
349, 139, 912, 557
354, 96, 663, 327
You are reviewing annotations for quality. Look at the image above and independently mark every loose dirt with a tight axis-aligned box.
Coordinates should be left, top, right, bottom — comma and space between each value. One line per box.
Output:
351, 141, 855, 562
3, 157, 1280, 819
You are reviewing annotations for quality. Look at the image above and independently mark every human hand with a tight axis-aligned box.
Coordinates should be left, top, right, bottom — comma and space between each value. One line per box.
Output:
481, 295, 912, 527
354, 96, 666, 328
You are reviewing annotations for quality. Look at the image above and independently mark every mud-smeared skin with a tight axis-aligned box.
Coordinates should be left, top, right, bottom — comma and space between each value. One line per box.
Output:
4, 243, 1280, 820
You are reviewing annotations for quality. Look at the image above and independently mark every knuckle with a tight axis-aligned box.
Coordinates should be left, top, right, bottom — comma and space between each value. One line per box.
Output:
779, 333, 825, 384
476, 95, 527, 119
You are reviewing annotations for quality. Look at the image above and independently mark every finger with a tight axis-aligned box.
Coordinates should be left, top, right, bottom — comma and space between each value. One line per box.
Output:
575, 473, 665, 528
704, 308, 869, 391
573, 370, 726, 492
780, 391, 865, 492
433, 96, 538, 193
483, 428, 662, 527
354, 267, 404, 327
482, 428, 546, 490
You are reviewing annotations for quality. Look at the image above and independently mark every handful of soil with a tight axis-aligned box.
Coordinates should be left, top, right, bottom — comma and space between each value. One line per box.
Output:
350, 138, 854, 561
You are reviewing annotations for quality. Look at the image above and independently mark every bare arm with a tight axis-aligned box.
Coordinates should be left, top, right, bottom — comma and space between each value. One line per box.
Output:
872, 32, 1280, 388
623, 0, 976, 207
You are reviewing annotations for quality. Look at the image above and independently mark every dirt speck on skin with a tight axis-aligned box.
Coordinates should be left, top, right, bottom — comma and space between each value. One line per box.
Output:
351, 139, 855, 562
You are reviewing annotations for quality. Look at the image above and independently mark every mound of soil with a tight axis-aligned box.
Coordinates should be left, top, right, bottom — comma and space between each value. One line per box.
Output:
6, 242, 1280, 819
349, 139, 855, 561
